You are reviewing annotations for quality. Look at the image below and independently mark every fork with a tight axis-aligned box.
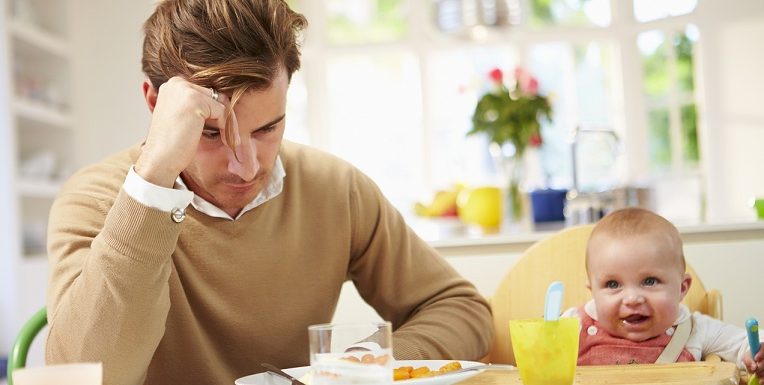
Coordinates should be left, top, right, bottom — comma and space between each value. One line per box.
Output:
261, 363, 307, 385
437, 363, 515, 376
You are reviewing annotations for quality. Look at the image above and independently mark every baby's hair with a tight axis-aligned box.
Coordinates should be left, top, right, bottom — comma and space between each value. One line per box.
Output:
586, 207, 685, 272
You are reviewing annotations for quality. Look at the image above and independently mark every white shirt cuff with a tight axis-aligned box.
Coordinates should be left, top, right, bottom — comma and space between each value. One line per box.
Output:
124, 166, 194, 212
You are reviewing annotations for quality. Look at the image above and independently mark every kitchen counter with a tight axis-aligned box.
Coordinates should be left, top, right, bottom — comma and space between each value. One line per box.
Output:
409, 217, 764, 257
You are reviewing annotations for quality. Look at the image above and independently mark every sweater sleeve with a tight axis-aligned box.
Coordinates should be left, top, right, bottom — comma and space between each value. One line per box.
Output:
46, 188, 182, 385
346, 171, 493, 361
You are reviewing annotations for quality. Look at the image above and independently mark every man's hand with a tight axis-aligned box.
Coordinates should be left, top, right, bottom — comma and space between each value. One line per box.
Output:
136, 76, 238, 187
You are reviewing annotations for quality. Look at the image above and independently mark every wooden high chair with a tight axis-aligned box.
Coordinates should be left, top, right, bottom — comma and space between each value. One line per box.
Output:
485, 224, 723, 365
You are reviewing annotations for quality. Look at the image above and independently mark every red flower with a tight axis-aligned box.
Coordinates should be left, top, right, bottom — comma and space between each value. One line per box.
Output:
469, 66, 553, 156
488, 68, 503, 85
529, 132, 543, 147
525, 77, 539, 96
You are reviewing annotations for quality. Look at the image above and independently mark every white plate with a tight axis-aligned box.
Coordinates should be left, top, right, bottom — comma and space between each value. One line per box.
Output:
235, 360, 487, 385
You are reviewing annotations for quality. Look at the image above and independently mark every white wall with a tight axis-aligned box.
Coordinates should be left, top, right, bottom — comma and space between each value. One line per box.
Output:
714, 19, 764, 219
695, 1, 764, 221
69, 0, 154, 167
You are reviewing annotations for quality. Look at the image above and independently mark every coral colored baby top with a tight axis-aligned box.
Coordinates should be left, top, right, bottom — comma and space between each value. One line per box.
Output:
575, 304, 695, 365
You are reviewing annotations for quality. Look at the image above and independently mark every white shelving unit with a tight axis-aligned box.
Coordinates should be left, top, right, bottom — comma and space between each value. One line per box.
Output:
2, 0, 71, 362
6, 0, 73, 258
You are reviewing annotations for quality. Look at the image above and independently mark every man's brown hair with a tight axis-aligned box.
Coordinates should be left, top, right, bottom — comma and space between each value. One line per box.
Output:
142, 0, 307, 144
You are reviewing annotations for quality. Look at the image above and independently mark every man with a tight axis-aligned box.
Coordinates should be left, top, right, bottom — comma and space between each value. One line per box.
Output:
45, 1, 493, 384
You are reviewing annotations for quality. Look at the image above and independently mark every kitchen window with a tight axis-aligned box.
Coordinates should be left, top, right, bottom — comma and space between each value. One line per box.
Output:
284, 0, 706, 221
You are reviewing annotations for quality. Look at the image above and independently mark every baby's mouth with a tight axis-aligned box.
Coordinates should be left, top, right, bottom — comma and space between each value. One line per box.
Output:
622, 314, 649, 325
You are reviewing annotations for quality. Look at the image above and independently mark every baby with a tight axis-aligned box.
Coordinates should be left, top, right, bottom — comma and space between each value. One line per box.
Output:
561, 207, 763, 381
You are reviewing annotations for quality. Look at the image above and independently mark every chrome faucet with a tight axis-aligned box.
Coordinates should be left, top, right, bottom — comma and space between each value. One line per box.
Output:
565, 125, 620, 225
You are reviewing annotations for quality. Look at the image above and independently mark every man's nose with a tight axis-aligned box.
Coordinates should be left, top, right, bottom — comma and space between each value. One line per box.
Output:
227, 139, 258, 181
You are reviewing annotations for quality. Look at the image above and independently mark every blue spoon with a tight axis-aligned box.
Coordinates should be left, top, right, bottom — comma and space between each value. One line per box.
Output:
544, 281, 564, 321
746, 318, 760, 385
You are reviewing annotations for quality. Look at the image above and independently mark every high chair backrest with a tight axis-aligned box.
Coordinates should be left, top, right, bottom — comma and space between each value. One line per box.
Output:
486, 224, 723, 364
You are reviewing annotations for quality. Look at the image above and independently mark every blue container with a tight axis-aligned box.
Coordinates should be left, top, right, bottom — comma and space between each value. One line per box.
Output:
530, 189, 568, 223
1, 356, 6, 379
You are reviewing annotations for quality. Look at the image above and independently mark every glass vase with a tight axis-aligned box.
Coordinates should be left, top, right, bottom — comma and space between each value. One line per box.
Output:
490, 142, 528, 223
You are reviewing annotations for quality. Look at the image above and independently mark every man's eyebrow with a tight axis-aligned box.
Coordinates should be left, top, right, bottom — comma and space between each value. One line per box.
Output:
254, 114, 286, 131
202, 114, 286, 132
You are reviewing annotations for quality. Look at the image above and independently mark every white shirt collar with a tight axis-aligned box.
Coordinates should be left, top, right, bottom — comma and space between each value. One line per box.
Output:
174, 155, 286, 220
583, 299, 691, 325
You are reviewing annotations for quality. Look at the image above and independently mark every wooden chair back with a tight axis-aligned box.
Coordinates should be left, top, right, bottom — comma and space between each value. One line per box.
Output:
486, 225, 722, 364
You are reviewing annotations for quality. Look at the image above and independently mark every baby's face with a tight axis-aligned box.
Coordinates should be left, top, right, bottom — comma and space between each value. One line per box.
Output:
587, 233, 691, 342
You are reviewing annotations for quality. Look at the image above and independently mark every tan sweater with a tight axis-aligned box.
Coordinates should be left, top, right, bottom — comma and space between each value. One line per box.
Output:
46, 141, 493, 385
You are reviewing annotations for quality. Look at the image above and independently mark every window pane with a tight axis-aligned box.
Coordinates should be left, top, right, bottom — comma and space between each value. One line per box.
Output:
640, 27, 701, 170
634, 0, 698, 23
639, 30, 669, 100
648, 108, 671, 169
325, 53, 422, 208
573, 42, 619, 192
574, 42, 614, 126
675, 25, 699, 93
681, 103, 699, 163
530, 0, 611, 27
327, 0, 408, 45
284, 71, 310, 145
425, 47, 518, 189
527, 41, 617, 191
528, 43, 574, 189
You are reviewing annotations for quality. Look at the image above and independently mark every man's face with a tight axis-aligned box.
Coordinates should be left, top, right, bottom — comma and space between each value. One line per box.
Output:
587, 233, 691, 342
181, 69, 288, 218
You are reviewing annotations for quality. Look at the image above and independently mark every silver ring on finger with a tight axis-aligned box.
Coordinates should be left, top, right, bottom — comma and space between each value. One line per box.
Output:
211, 88, 219, 102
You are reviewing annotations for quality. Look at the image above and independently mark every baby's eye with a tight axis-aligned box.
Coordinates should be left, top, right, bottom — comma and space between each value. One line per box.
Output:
605, 280, 619, 289
643, 277, 658, 286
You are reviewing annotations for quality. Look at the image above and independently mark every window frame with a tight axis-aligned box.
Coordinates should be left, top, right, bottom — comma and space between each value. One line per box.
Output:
290, 0, 704, 212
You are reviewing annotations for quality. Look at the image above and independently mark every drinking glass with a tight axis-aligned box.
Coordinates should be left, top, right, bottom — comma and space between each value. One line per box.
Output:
509, 317, 579, 385
308, 321, 393, 385
12, 362, 102, 385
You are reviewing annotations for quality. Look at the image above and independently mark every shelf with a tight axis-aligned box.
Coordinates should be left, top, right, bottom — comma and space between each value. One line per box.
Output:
8, 19, 69, 58
13, 99, 71, 128
17, 177, 62, 198
21, 253, 49, 262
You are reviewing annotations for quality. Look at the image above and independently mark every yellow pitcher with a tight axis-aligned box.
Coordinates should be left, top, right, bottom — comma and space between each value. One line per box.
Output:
457, 186, 503, 230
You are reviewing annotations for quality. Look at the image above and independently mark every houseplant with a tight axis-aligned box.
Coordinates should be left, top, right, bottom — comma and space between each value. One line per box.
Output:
467, 67, 553, 221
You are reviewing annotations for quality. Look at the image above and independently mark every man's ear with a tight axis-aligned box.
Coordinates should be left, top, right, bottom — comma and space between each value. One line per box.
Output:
679, 273, 693, 301
142, 79, 158, 112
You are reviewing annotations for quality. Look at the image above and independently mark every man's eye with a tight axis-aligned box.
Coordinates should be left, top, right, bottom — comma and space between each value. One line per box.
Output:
605, 280, 619, 289
202, 130, 220, 139
644, 277, 658, 286
253, 125, 277, 136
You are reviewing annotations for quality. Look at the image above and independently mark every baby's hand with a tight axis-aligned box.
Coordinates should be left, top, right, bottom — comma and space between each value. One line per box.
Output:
744, 345, 764, 384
